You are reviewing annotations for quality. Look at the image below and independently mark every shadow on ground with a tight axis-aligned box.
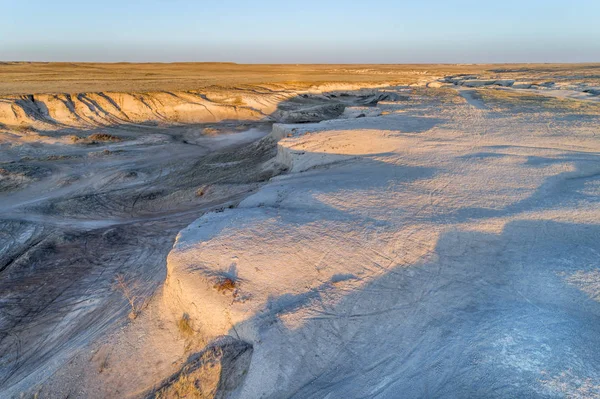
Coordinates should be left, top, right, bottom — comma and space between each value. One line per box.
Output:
229, 218, 600, 398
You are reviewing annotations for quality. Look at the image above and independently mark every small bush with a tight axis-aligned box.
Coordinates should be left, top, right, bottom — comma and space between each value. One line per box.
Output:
178, 313, 194, 337
113, 274, 144, 320
71, 133, 122, 145
98, 354, 109, 374
231, 96, 244, 106
195, 186, 207, 197
45, 154, 74, 161
214, 278, 236, 292
88, 133, 122, 142
156, 371, 213, 399
14, 125, 30, 132
203, 127, 220, 135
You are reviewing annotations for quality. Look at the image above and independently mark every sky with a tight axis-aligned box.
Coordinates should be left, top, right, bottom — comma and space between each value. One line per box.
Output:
1, 0, 599, 63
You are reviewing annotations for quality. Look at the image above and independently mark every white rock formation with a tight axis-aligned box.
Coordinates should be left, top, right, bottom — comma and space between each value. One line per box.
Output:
163, 86, 600, 398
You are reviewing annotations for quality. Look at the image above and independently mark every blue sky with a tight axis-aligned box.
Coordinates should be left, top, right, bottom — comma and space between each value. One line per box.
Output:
1, 0, 599, 63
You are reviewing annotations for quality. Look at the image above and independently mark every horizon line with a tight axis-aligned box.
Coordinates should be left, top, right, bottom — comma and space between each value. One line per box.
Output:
2, 61, 600, 65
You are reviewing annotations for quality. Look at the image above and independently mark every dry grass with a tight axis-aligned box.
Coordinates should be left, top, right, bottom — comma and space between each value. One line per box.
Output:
113, 274, 145, 320
0, 62, 527, 96
565, 270, 600, 302
154, 348, 223, 399
230, 96, 244, 106
98, 354, 110, 374
478, 89, 600, 114
14, 125, 31, 133
178, 313, 194, 337
195, 186, 208, 197
18, 392, 39, 399
70, 133, 122, 144
202, 127, 220, 136
156, 373, 203, 398
88, 133, 122, 142
213, 278, 236, 293
44, 154, 77, 161
155, 371, 216, 399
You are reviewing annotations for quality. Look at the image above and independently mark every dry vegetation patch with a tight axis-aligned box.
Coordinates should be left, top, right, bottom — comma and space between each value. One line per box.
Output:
150, 337, 252, 399
113, 274, 147, 320
71, 133, 123, 144
213, 278, 236, 293
478, 89, 600, 114
178, 313, 194, 338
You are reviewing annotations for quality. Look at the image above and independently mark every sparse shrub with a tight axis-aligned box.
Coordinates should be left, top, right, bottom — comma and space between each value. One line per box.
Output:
14, 125, 30, 133
231, 96, 244, 106
18, 391, 40, 399
113, 274, 144, 320
195, 186, 207, 197
45, 154, 73, 161
214, 278, 236, 292
88, 133, 121, 143
156, 371, 213, 399
155, 347, 224, 399
98, 354, 110, 374
203, 127, 220, 135
178, 313, 194, 337
71, 133, 122, 145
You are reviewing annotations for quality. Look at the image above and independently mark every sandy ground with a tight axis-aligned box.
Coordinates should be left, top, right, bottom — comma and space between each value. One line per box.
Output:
1, 64, 600, 398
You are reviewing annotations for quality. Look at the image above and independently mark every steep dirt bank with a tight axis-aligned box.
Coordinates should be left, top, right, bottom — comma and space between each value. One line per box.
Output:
3, 63, 599, 130
0, 83, 396, 130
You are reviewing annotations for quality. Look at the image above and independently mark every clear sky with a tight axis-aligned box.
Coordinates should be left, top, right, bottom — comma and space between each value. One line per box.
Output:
1, 0, 599, 63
